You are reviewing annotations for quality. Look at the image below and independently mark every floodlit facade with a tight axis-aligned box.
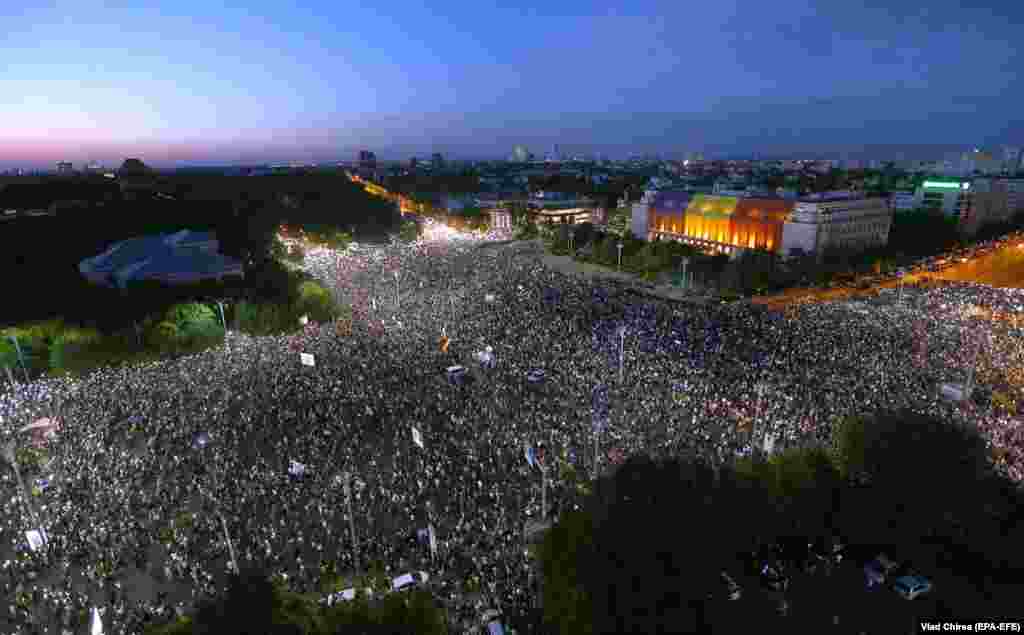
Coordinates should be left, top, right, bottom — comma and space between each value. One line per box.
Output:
633, 190, 790, 256
632, 189, 893, 260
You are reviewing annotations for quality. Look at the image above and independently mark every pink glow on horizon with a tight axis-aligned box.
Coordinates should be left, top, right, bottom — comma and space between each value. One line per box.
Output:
0, 125, 350, 166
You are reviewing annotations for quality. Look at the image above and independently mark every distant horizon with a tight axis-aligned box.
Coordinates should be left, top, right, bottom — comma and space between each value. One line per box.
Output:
1, 142, 1017, 172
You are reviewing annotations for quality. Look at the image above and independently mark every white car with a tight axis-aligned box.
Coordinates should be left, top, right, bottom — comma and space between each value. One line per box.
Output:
392, 571, 429, 592
892, 575, 932, 600
324, 586, 373, 605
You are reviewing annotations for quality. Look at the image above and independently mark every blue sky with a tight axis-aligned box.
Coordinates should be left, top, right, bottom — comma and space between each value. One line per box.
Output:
1, 0, 1022, 166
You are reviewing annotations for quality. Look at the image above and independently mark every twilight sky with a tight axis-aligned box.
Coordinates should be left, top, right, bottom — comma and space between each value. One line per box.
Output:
2, 0, 1022, 167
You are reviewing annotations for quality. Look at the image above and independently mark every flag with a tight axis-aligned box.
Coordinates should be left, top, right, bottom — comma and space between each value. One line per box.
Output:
524, 445, 536, 468
428, 523, 437, 558
411, 426, 424, 449
608, 448, 625, 465
91, 607, 104, 635
300, 353, 315, 367
440, 335, 450, 353
25, 529, 47, 552
289, 461, 307, 477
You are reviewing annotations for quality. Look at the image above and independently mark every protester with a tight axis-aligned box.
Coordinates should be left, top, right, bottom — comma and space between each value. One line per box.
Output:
0, 226, 1021, 633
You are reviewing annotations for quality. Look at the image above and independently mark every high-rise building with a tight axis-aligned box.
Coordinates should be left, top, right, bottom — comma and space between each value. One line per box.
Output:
511, 145, 530, 162
56, 161, 73, 174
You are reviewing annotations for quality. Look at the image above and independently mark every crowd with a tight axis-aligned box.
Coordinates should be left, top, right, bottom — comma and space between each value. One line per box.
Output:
0, 227, 1022, 633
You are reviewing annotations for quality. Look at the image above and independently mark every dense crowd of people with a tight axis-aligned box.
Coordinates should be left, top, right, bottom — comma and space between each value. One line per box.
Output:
0, 226, 1022, 633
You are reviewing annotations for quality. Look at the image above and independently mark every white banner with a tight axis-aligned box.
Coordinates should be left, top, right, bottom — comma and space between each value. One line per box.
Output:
428, 523, 437, 557
411, 426, 424, 449
25, 528, 48, 552
91, 607, 105, 635
300, 353, 315, 367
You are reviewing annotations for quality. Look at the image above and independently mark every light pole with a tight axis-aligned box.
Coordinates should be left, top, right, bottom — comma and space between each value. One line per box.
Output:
199, 486, 240, 575
681, 256, 690, 290
3, 441, 42, 533
618, 327, 626, 384
568, 229, 575, 254
394, 270, 400, 310
896, 269, 905, 306
539, 463, 548, 522
617, 242, 624, 272
341, 471, 361, 574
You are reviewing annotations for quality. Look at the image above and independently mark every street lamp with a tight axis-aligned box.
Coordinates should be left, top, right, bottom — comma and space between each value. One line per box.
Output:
394, 271, 400, 310
3, 440, 43, 538
192, 437, 240, 575
199, 486, 240, 575
617, 242, 624, 272
568, 229, 575, 254
339, 471, 362, 574
681, 256, 690, 290
618, 327, 627, 384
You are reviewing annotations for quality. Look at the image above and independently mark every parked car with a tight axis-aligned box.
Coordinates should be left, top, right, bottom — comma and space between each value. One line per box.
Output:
392, 570, 429, 592
481, 608, 506, 635
892, 575, 932, 600
324, 586, 374, 605
864, 553, 899, 587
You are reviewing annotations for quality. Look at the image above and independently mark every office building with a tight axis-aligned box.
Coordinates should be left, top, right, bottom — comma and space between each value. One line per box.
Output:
781, 193, 893, 260
914, 179, 972, 222
56, 161, 73, 174
889, 191, 916, 211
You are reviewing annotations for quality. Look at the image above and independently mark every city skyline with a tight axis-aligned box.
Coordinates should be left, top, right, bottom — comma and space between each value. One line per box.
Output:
2, 1, 1022, 168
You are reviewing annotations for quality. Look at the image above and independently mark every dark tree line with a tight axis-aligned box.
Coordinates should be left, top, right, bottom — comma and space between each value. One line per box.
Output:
540, 410, 1024, 634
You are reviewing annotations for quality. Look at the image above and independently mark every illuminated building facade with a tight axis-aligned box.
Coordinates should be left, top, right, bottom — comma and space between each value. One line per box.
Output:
633, 189, 893, 260
636, 190, 790, 255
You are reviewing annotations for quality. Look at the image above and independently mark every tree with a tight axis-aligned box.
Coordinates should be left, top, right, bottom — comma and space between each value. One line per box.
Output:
513, 215, 539, 240
398, 219, 419, 243
146, 568, 447, 635
572, 456, 768, 634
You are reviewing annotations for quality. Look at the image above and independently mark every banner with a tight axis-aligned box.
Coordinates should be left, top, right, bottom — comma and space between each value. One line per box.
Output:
289, 460, 307, 477
440, 335, 450, 353
91, 607, 104, 635
428, 523, 437, 558
524, 445, 536, 468
25, 529, 48, 552
411, 426, 424, 449
300, 353, 315, 367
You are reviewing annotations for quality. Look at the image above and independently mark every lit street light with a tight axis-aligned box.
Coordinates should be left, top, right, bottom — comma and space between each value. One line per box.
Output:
2, 440, 42, 531
394, 271, 400, 309
340, 471, 362, 574
192, 436, 240, 575
617, 242, 624, 272
618, 326, 627, 384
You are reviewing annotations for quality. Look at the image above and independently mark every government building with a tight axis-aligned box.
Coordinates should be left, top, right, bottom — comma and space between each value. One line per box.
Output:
632, 189, 892, 261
